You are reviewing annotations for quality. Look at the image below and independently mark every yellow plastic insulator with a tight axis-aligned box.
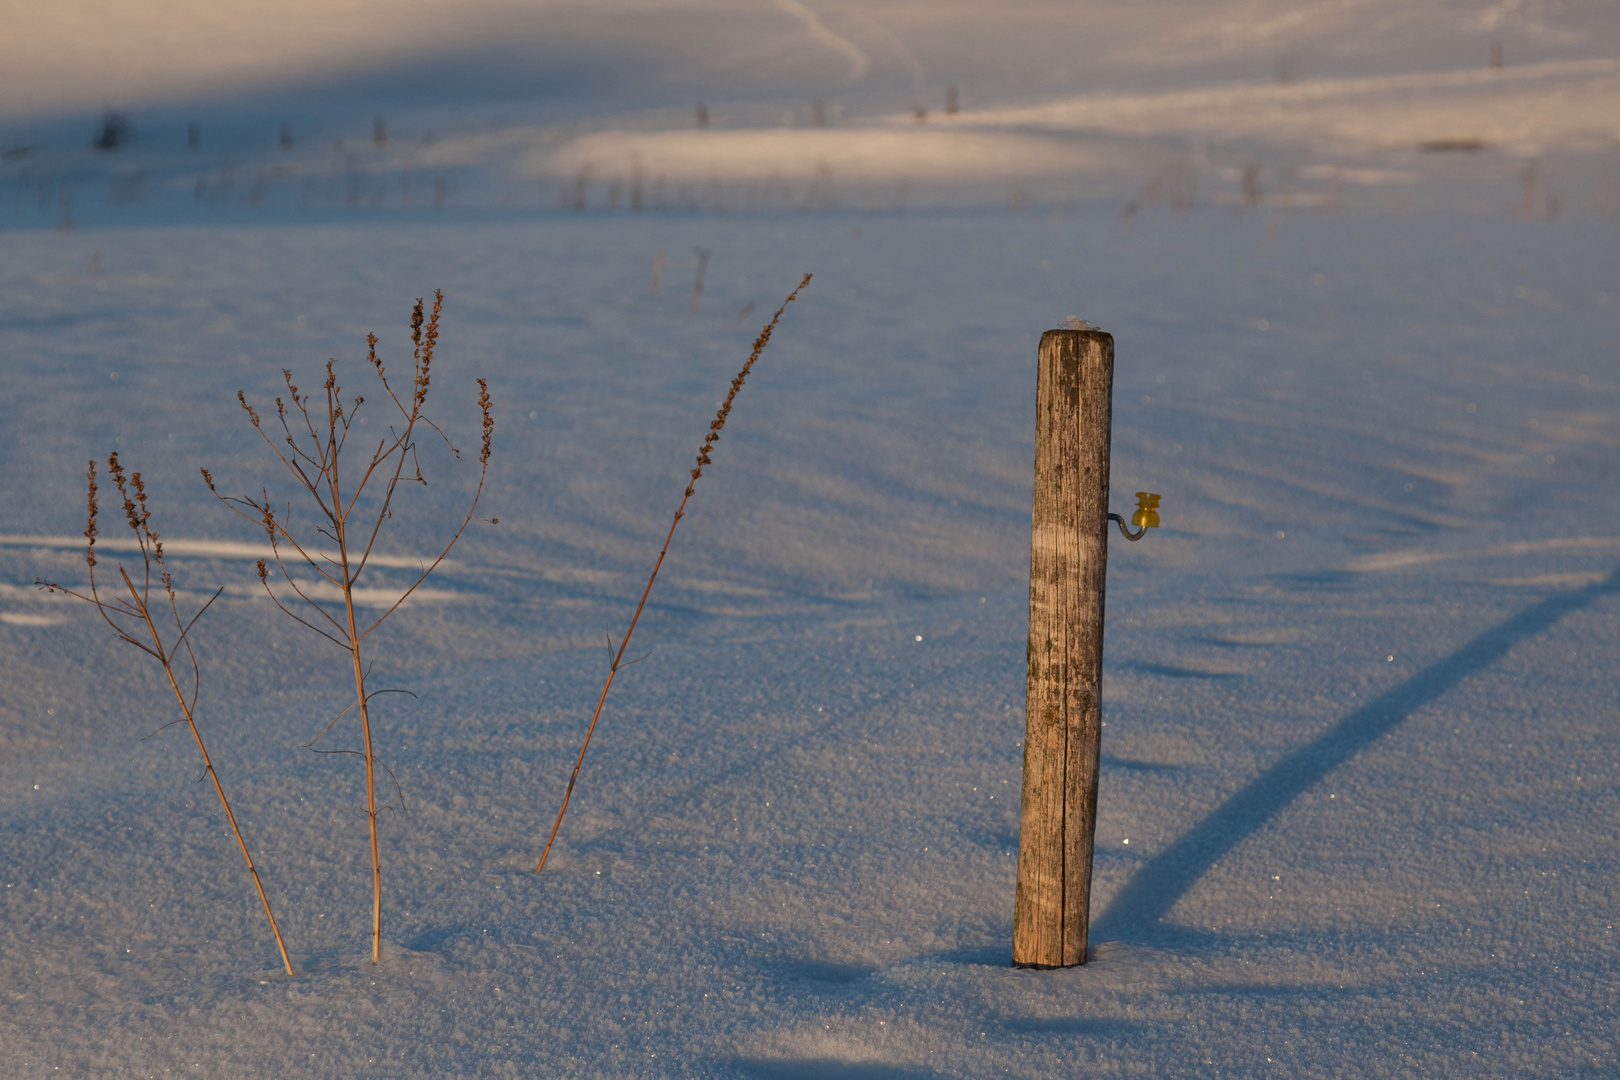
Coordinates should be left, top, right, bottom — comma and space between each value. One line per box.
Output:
1131, 491, 1162, 529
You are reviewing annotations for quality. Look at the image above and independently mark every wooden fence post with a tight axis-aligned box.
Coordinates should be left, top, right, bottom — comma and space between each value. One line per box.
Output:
1013, 328, 1114, 968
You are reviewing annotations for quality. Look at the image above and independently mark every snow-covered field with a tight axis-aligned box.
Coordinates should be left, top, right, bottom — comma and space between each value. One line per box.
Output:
3, 2, 1619, 1077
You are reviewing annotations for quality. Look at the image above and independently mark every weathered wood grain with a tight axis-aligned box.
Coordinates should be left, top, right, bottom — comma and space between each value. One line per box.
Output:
1012, 328, 1113, 968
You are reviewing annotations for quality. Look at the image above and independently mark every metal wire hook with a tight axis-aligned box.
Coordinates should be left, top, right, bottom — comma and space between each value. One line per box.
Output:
1108, 513, 1148, 541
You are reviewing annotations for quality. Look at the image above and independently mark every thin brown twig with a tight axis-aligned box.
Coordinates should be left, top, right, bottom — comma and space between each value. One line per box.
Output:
535, 272, 810, 874
38, 457, 296, 977
206, 292, 495, 964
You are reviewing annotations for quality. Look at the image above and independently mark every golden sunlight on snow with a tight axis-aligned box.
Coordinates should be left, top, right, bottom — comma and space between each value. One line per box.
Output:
531, 126, 1138, 183
0, 0, 519, 113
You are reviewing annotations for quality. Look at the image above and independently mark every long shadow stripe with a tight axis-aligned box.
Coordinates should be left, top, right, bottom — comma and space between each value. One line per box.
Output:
1093, 564, 1620, 939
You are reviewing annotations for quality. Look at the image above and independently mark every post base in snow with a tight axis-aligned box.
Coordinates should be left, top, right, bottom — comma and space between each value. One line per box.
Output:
1010, 958, 1088, 970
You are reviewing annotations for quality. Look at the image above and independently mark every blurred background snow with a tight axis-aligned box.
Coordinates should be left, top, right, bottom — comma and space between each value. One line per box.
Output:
5, 0, 1619, 221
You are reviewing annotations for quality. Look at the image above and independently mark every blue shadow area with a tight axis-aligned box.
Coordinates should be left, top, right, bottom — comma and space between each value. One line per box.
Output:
1094, 565, 1620, 939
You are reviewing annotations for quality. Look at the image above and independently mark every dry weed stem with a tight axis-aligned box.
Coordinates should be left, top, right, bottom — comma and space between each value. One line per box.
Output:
535, 273, 811, 873
39, 457, 296, 976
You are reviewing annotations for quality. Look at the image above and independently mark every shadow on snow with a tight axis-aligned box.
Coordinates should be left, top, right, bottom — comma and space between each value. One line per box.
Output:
1093, 564, 1620, 941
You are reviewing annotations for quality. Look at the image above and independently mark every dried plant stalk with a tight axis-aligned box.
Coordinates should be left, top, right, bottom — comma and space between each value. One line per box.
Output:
39, 455, 295, 976
206, 291, 496, 963
535, 272, 811, 873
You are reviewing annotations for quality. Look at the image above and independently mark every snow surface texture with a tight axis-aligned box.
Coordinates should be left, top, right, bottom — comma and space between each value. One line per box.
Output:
2, 2, 1619, 1077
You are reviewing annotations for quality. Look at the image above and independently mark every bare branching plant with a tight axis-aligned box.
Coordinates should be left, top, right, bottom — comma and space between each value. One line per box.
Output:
204, 291, 495, 963
38, 455, 296, 976
535, 272, 810, 873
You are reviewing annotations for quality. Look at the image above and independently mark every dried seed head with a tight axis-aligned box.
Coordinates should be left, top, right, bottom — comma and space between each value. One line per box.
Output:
131, 472, 150, 529
200, 467, 216, 493
685, 273, 809, 490
237, 391, 262, 428
477, 378, 494, 465
85, 459, 99, 569
107, 453, 143, 534
367, 332, 382, 375
414, 290, 442, 411
256, 559, 268, 583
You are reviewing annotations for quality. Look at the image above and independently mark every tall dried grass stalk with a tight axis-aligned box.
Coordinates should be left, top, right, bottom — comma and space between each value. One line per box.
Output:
535, 273, 811, 873
39, 455, 296, 976
205, 291, 495, 963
